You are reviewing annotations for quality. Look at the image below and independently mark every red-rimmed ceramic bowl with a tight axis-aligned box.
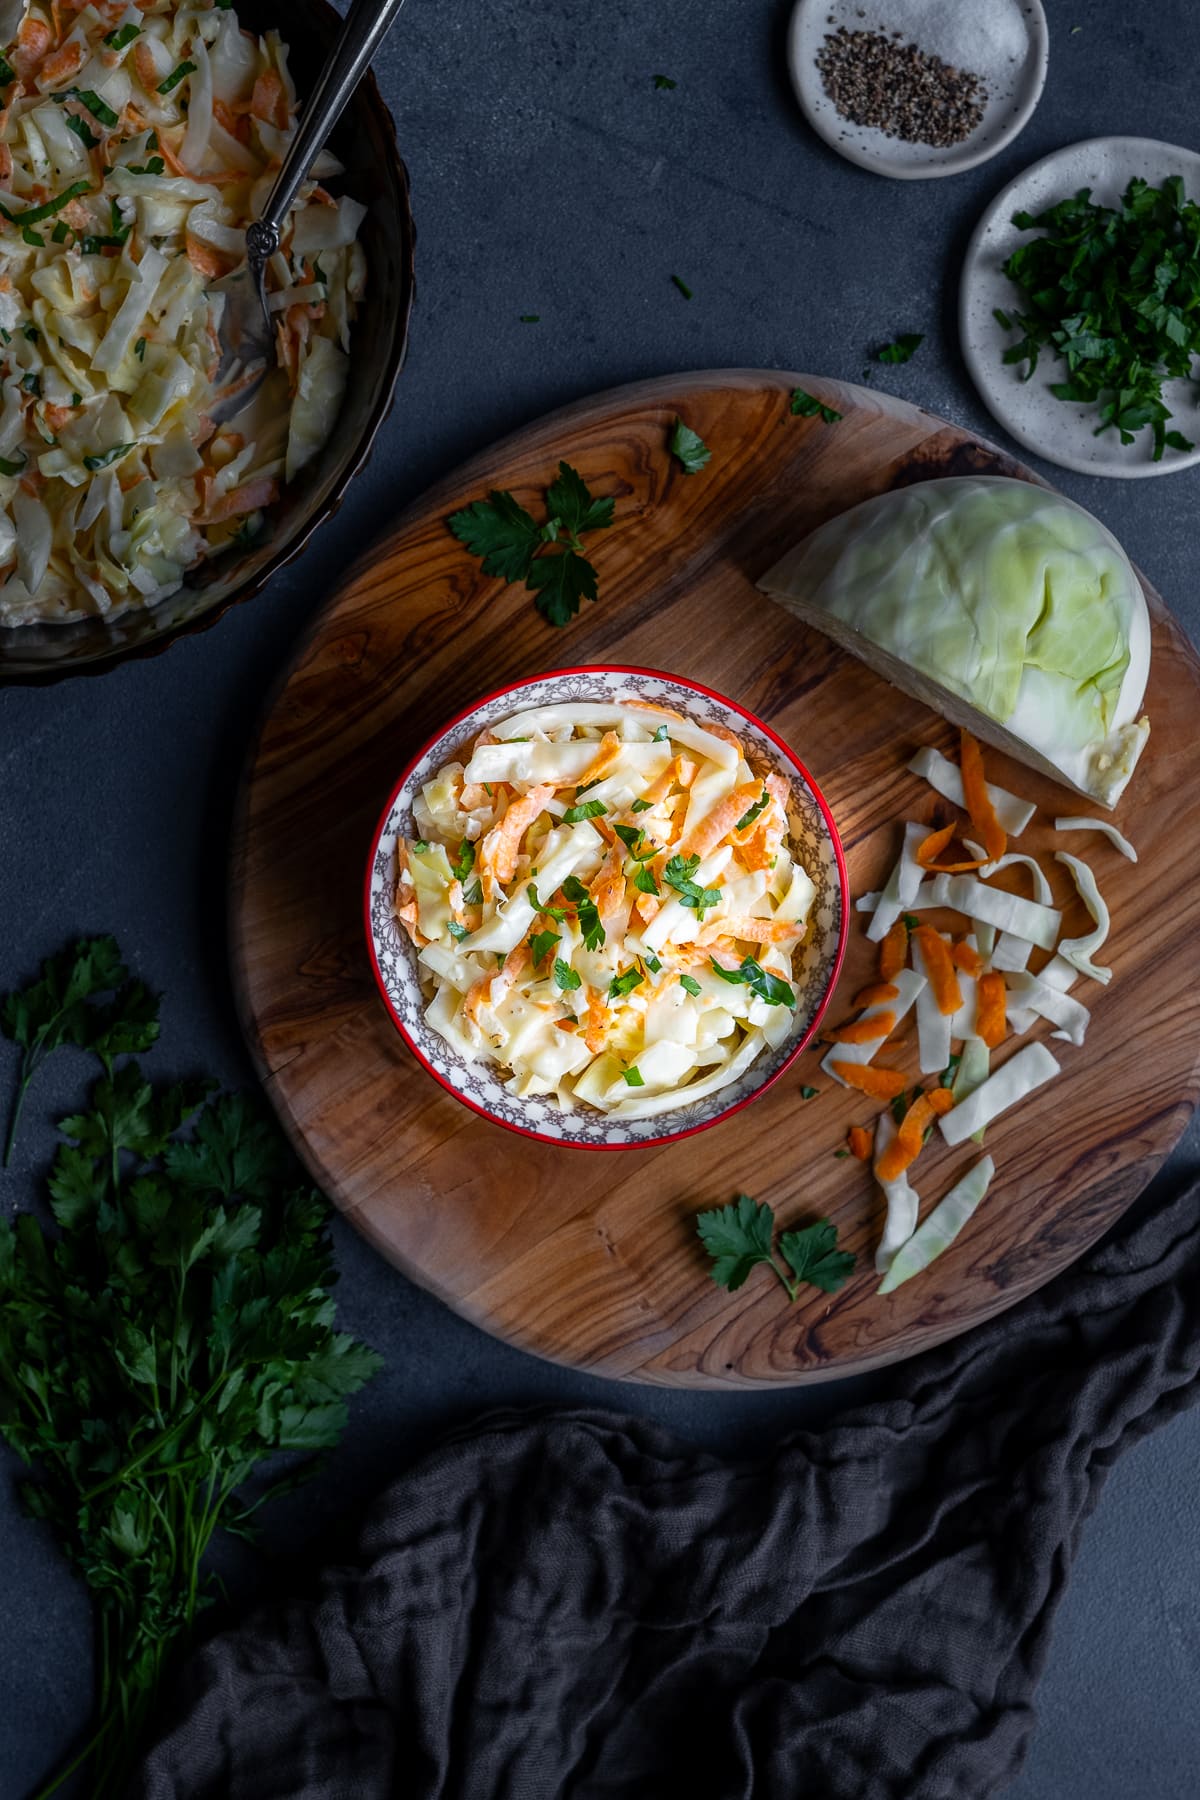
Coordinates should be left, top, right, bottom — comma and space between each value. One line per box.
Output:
364, 666, 848, 1149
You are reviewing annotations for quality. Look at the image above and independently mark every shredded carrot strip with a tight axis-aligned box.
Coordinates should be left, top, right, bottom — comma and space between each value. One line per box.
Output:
678, 781, 763, 862
952, 941, 983, 977
831, 1061, 908, 1100
960, 729, 1007, 863
975, 970, 1007, 1048
876, 1086, 956, 1182
584, 992, 607, 1055
847, 1126, 873, 1161
911, 925, 963, 1017
916, 820, 988, 874
878, 918, 908, 983
854, 981, 899, 1009
478, 784, 554, 888
573, 730, 623, 789
828, 1011, 896, 1045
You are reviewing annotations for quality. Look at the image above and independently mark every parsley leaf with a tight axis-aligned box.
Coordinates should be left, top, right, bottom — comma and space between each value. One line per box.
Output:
679, 974, 702, 996
561, 876, 605, 950
631, 798, 653, 812
158, 58, 196, 94
779, 1219, 856, 1294
735, 789, 769, 832
668, 416, 711, 474
877, 332, 924, 364
696, 1195, 854, 1301
562, 798, 608, 823
708, 956, 795, 1008
622, 1065, 645, 1086
790, 388, 842, 424
696, 1194, 782, 1293
1, 937, 159, 1163
553, 958, 581, 992
608, 968, 644, 1001
527, 546, 599, 628
530, 929, 559, 965
449, 462, 615, 623
447, 489, 542, 582
463, 877, 484, 905
663, 853, 721, 917
800, 1084, 819, 1100
528, 882, 567, 921
545, 459, 615, 537
451, 839, 475, 882
632, 863, 659, 896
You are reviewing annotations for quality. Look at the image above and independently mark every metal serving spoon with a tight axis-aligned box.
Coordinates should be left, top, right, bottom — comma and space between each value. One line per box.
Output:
215, 0, 408, 407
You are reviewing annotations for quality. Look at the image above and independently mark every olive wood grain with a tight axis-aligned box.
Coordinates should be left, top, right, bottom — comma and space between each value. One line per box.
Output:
232, 370, 1200, 1387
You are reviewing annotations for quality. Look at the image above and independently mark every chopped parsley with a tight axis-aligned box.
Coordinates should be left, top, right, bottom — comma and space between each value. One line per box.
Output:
64, 112, 100, 150
134, 336, 146, 361
561, 875, 605, 950
622, 1066, 644, 1087
790, 388, 842, 424
447, 460, 615, 628
0, 54, 14, 86
608, 969, 644, 1001
562, 799, 607, 823
632, 864, 659, 896
799, 1085, 819, 1100
519, 313, 540, 323
158, 59, 197, 95
21, 227, 44, 247
530, 929, 559, 966
0, 179, 91, 227
735, 789, 769, 832
104, 22, 141, 48
451, 840, 475, 883
631, 798, 653, 813
447, 921, 470, 942
527, 882, 567, 922
20, 372, 40, 395
696, 1196, 854, 1300
653, 73, 676, 89
553, 958, 581, 992
644, 954, 662, 973
653, 724, 670, 742
128, 156, 166, 176
614, 823, 650, 856
708, 956, 795, 1008
671, 274, 693, 299
668, 416, 711, 474
83, 443, 136, 472
60, 88, 119, 127
997, 174, 1200, 457
663, 853, 721, 918
0, 452, 26, 477
679, 974, 702, 996
877, 332, 924, 364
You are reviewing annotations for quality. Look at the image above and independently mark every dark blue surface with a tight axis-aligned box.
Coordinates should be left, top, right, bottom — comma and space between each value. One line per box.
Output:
2, 2, 1199, 1795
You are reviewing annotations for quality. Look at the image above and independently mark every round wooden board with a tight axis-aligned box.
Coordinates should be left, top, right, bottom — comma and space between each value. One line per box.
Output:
232, 370, 1200, 1388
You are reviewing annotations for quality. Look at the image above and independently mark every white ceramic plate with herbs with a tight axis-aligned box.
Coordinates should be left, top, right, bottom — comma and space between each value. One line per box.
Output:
788, 0, 1048, 180
961, 136, 1200, 478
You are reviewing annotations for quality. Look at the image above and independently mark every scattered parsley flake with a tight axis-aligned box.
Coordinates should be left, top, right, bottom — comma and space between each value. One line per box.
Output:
608, 969, 644, 1001
877, 332, 924, 364
553, 958, 581, 992
671, 275, 693, 299
653, 73, 676, 89
622, 1065, 645, 1086
668, 416, 711, 474
790, 388, 842, 424
679, 974, 702, 996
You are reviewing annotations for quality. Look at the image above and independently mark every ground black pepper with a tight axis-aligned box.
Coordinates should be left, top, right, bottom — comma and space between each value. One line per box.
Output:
817, 25, 987, 148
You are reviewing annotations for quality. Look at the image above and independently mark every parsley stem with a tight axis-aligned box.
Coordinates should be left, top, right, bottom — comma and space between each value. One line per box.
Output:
78, 1370, 227, 1503
768, 1257, 799, 1303
3, 1063, 33, 1164
30, 1711, 116, 1799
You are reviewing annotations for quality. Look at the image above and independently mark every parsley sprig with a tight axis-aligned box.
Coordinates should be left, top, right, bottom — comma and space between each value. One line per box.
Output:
0, 937, 381, 1800
448, 460, 615, 627
997, 175, 1200, 457
668, 416, 711, 474
663, 853, 721, 918
696, 1195, 854, 1300
1, 935, 158, 1164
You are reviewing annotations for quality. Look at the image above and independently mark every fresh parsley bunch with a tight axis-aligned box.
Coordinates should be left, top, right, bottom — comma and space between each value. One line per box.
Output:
0, 939, 382, 1800
448, 460, 615, 627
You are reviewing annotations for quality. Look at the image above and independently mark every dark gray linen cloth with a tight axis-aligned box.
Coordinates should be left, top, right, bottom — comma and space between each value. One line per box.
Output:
137, 1172, 1200, 1800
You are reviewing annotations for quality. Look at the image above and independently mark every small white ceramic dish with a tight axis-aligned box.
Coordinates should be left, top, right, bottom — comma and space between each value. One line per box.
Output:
787, 0, 1048, 180
961, 136, 1200, 479
364, 666, 848, 1151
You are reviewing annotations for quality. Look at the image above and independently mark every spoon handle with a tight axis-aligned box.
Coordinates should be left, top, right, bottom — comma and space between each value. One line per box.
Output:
247, 0, 408, 268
